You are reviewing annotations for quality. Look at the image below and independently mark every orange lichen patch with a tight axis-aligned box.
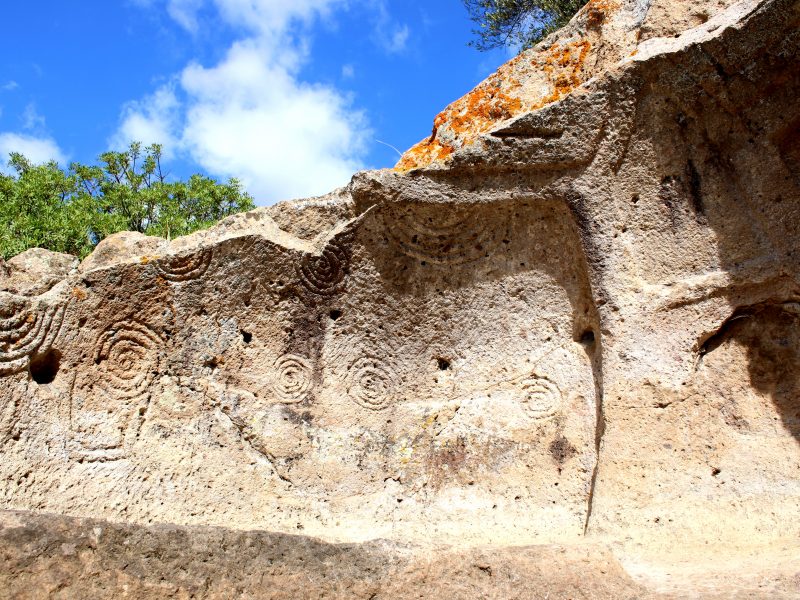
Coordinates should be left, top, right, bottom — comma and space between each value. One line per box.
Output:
395, 37, 593, 172
586, 0, 620, 29
459, 87, 521, 131
395, 139, 455, 172
537, 39, 592, 106
72, 287, 87, 301
396, 80, 525, 172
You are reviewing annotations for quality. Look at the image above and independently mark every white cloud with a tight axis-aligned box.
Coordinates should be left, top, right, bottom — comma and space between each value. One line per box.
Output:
21, 104, 46, 130
369, 0, 410, 54
155, 0, 346, 36
341, 63, 355, 79
1, 81, 18, 92
115, 0, 371, 204
180, 39, 368, 202
385, 24, 409, 53
111, 85, 181, 155
0, 133, 66, 171
210, 0, 345, 35
166, 0, 205, 32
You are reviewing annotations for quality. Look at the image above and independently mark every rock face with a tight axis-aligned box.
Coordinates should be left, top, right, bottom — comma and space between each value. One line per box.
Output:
0, 249, 78, 297
1, 0, 799, 597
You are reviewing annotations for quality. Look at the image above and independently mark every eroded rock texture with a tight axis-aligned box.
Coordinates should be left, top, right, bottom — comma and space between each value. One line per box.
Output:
1, 0, 799, 597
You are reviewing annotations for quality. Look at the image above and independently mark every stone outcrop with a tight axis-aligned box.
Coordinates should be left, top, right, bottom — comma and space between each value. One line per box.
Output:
1, 0, 799, 597
0, 249, 77, 297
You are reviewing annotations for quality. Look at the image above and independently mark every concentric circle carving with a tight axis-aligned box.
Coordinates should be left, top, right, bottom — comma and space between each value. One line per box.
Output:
0, 295, 67, 377
384, 203, 496, 265
296, 242, 348, 295
93, 320, 163, 399
157, 248, 212, 282
347, 357, 398, 411
272, 354, 312, 403
521, 375, 561, 419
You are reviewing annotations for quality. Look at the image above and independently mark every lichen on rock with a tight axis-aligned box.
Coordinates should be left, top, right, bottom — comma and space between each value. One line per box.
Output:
1, 0, 799, 597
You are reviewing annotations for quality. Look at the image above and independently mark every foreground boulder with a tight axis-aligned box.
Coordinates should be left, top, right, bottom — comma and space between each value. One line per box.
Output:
1, 0, 799, 597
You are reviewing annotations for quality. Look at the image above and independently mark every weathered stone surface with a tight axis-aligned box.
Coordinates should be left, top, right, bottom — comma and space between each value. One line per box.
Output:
0, 249, 78, 297
0, 511, 657, 600
1, 0, 799, 596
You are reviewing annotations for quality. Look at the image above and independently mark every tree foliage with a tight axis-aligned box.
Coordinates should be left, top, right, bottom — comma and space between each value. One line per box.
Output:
0, 143, 254, 260
464, 0, 586, 51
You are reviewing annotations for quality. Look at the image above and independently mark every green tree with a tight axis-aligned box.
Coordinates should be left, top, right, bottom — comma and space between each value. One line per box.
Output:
0, 143, 254, 260
464, 0, 586, 51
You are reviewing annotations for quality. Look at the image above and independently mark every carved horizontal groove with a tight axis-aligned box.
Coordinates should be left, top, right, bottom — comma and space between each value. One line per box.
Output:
490, 128, 564, 140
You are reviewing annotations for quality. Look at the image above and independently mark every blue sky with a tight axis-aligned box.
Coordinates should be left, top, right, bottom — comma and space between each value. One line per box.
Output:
0, 0, 509, 205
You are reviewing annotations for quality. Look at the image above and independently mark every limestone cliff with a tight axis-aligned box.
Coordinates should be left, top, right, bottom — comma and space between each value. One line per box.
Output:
1, 0, 799, 597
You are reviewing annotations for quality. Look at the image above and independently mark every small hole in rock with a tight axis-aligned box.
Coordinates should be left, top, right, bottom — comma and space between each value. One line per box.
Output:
580, 330, 596, 345
329, 309, 342, 321
437, 358, 451, 371
30, 349, 61, 384
711, 467, 721, 477
241, 330, 252, 344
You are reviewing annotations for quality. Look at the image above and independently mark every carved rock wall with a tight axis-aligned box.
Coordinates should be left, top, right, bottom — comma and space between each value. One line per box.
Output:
1, 0, 799, 596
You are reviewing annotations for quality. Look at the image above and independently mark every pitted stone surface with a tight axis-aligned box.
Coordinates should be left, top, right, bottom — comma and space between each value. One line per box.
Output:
1, 0, 799, 596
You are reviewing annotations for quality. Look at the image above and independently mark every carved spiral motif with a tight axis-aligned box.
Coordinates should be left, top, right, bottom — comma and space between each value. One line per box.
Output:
296, 241, 349, 295
347, 357, 398, 411
157, 248, 212, 282
272, 354, 312, 403
94, 320, 163, 399
0, 295, 67, 377
384, 203, 496, 265
521, 375, 561, 419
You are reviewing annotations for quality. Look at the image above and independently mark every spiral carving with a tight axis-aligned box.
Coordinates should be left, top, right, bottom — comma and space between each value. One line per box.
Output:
520, 375, 561, 419
157, 248, 212, 282
0, 295, 67, 377
347, 357, 398, 411
384, 203, 496, 265
93, 320, 163, 399
272, 354, 312, 403
296, 241, 349, 296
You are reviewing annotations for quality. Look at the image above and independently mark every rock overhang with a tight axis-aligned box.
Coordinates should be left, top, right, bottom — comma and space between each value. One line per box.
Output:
1, 0, 799, 596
